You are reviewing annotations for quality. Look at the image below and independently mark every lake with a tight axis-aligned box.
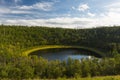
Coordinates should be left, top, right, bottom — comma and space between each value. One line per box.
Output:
29, 48, 99, 61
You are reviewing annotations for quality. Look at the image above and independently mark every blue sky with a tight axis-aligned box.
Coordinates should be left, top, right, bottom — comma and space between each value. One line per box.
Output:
0, 0, 120, 28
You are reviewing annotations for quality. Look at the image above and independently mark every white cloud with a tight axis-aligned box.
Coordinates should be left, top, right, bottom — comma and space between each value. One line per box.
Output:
0, 17, 96, 28
78, 4, 89, 11
105, 2, 120, 13
72, 6, 75, 10
0, 1, 55, 15
0, 7, 31, 14
106, 2, 120, 8
19, 5, 32, 10
87, 12, 95, 17
0, 1, 120, 28
18, 2, 54, 11
2, 9, 120, 28
1, 12, 120, 28
14, 0, 21, 3
0, 7, 10, 13
11, 10, 31, 14
98, 1, 120, 26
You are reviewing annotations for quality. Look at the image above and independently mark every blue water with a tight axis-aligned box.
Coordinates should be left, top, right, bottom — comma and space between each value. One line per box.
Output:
30, 48, 92, 61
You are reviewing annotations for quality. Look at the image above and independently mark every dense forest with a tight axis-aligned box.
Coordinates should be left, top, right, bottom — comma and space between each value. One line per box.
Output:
0, 25, 120, 57
0, 25, 120, 79
0, 53, 120, 79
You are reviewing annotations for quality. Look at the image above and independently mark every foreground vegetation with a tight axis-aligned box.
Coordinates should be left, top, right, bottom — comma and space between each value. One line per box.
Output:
0, 52, 120, 79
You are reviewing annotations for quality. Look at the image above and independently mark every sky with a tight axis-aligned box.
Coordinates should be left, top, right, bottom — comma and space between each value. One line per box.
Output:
0, 0, 120, 28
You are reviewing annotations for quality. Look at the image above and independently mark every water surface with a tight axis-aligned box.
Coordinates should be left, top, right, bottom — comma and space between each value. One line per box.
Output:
30, 48, 95, 61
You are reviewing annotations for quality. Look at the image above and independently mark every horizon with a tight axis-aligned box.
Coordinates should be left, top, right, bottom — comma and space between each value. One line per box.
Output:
1, 24, 119, 29
0, 0, 120, 28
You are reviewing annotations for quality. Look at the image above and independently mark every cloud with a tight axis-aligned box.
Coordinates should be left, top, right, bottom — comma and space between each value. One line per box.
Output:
0, 17, 96, 28
0, 0, 5, 4
98, 1, 120, 26
78, 4, 89, 11
14, 0, 22, 3
0, 1, 55, 15
72, 6, 75, 10
106, 2, 120, 8
0, 0, 22, 5
18, 2, 54, 11
11, 10, 31, 14
105, 2, 120, 13
0, 1, 120, 28
87, 12, 95, 17
0, 7, 10, 13
18, 5, 32, 10
0, 7, 31, 14
1, 12, 120, 28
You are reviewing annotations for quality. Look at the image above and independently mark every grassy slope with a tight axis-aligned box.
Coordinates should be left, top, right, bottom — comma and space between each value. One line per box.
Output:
1, 76, 120, 80
58, 75, 120, 80
22, 45, 104, 57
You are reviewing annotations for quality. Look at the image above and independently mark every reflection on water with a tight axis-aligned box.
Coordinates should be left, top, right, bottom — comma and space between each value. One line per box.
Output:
30, 48, 93, 61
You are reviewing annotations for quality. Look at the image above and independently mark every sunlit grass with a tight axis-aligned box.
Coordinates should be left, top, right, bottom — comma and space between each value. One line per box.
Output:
1, 75, 120, 80
57, 75, 120, 80
22, 45, 104, 56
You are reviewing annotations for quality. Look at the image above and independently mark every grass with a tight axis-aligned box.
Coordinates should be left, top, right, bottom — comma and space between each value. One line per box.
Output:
57, 75, 120, 80
22, 45, 104, 57
1, 75, 120, 80
22, 45, 70, 56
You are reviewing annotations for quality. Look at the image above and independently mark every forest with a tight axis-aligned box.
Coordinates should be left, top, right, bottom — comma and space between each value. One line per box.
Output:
0, 25, 120, 79
0, 53, 120, 79
0, 25, 120, 57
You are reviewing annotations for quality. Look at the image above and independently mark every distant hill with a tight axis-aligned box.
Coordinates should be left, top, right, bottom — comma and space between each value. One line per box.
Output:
0, 25, 120, 57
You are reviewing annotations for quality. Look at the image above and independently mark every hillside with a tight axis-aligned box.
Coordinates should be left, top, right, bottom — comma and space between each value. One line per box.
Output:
0, 25, 120, 57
